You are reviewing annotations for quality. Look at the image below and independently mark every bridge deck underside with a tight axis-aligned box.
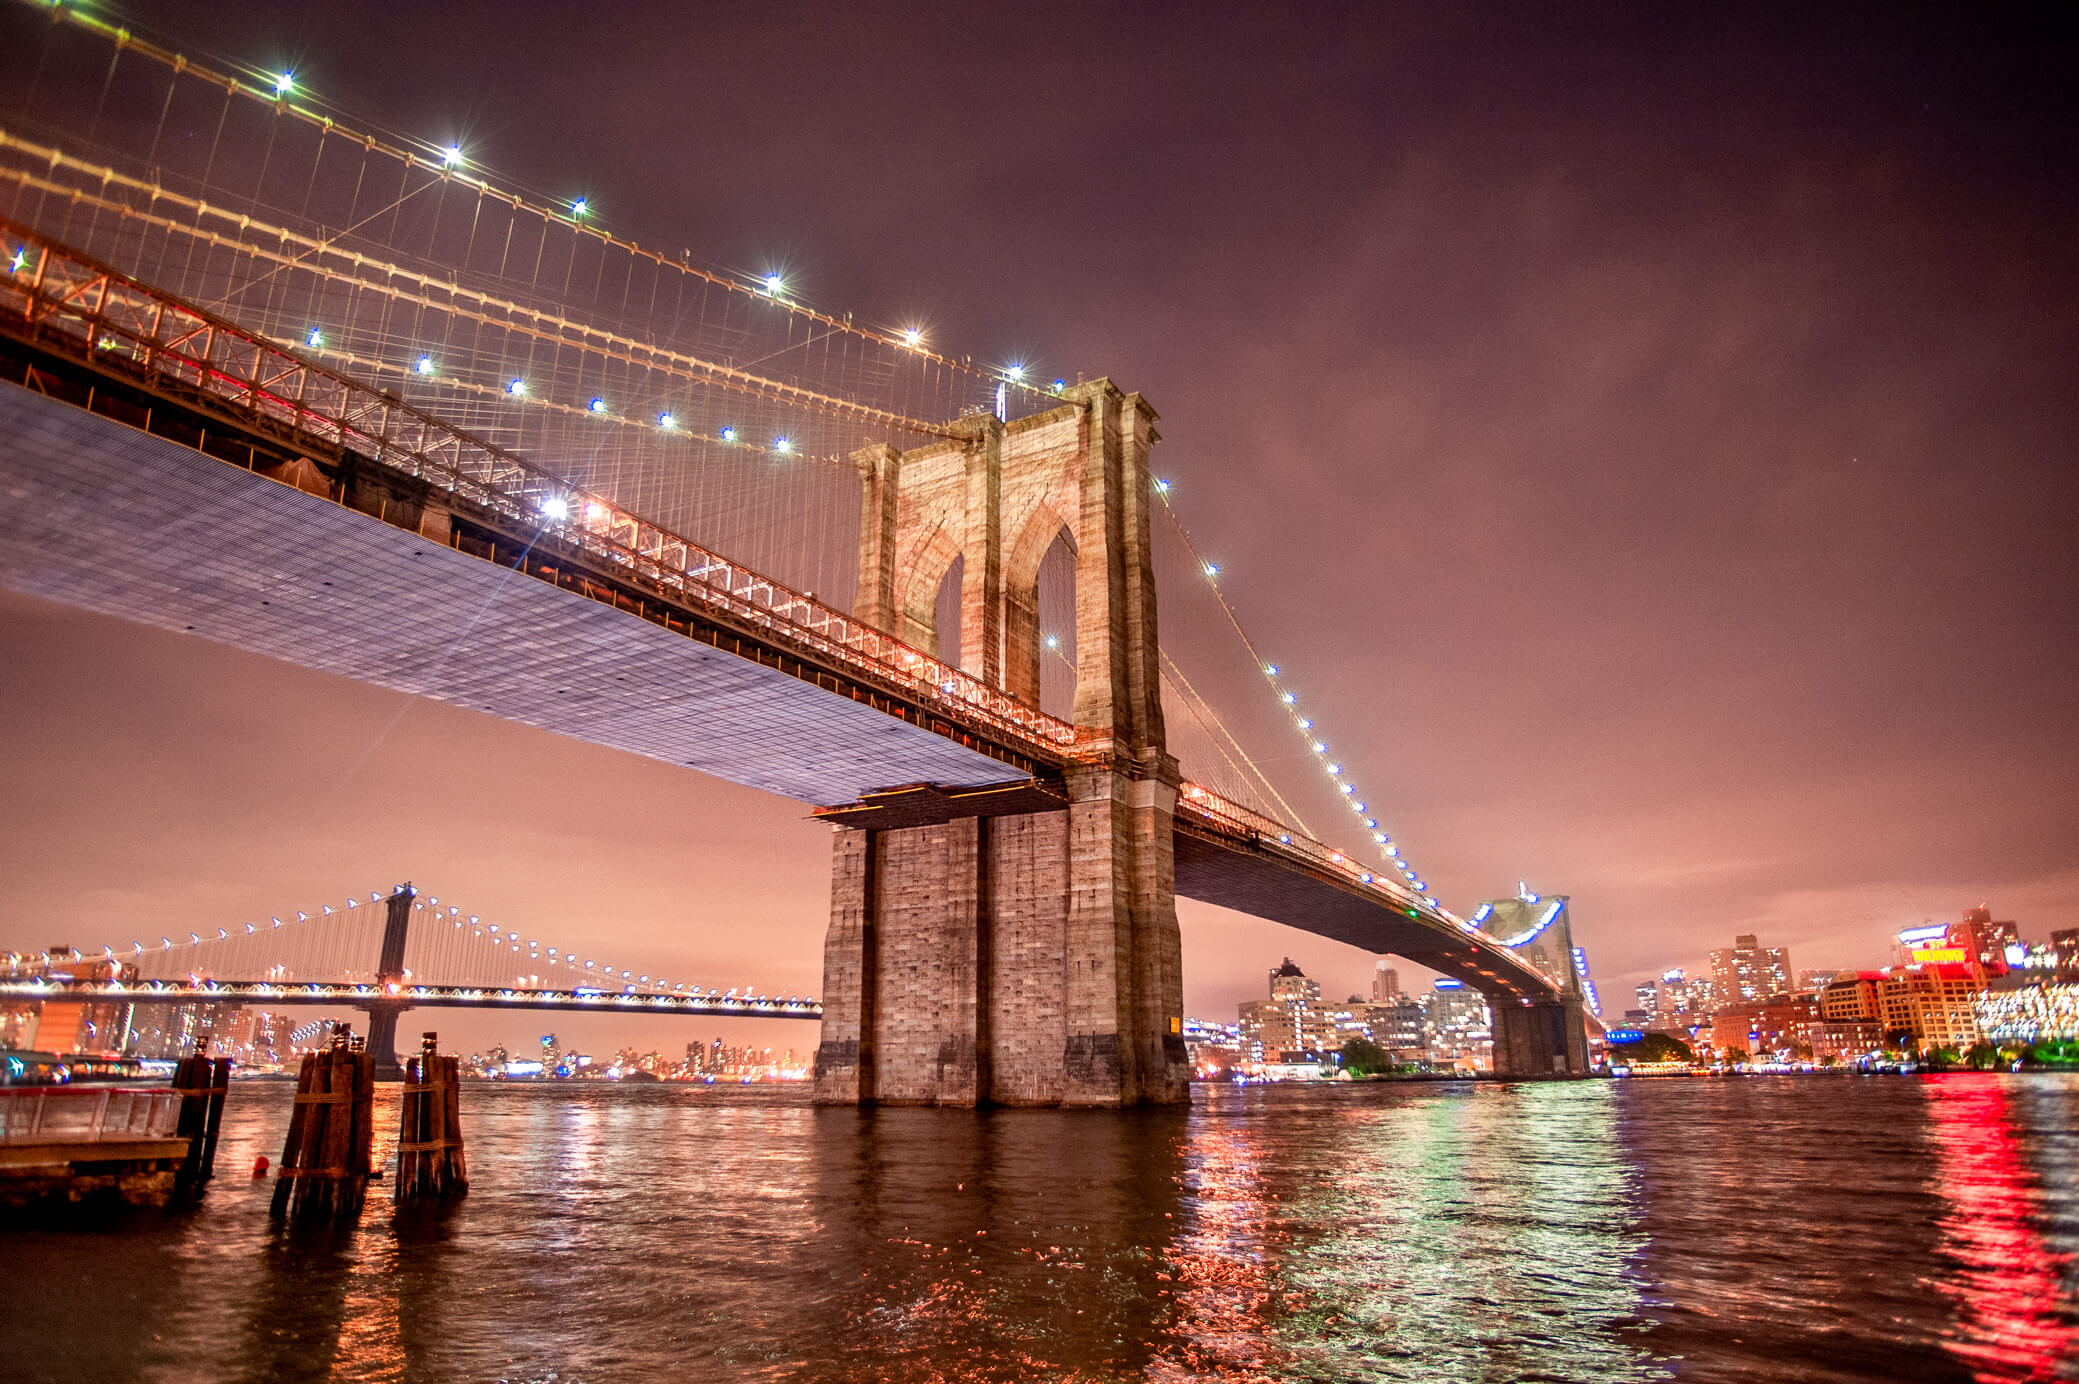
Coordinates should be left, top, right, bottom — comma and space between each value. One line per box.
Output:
0, 381, 1018, 804
1173, 830, 1550, 1001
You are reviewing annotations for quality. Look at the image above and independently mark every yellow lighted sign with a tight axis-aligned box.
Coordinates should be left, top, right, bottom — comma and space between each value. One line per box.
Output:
1911, 946, 1968, 964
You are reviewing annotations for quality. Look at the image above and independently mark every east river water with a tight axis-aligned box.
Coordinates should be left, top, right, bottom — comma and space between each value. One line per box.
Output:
4, 1074, 2076, 1382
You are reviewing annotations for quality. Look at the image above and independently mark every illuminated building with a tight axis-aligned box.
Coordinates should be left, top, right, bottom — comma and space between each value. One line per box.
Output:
1976, 979, 2079, 1044
1959, 906, 2020, 976
1370, 962, 1401, 1002
1880, 966, 1983, 1051
1821, 972, 1886, 1023
0, 947, 135, 1054
1181, 1017, 1244, 1076
1636, 967, 1713, 1032
1237, 958, 1336, 1060
1709, 994, 1819, 1060
2055, 929, 2079, 981
1709, 934, 1792, 1005
1423, 979, 1491, 1071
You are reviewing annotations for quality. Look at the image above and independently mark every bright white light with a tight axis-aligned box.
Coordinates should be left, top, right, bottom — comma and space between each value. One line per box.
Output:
1297, 718, 1312, 729
1372, 832, 1387, 843
774, 437, 792, 453
585, 502, 604, 519
589, 397, 607, 413
1204, 562, 1220, 577
1154, 478, 1170, 493
540, 496, 569, 520
658, 412, 676, 429
443, 144, 463, 167
1264, 664, 1278, 676
571, 198, 589, 217
1385, 844, 1399, 857
903, 327, 922, 347
507, 378, 526, 395
305, 328, 323, 348
1325, 763, 1340, 774
1044, 635, 1059, 649
8, 249, 24, 274
1281, 692, 1296, 705
764, 273, 784, 293
274, 72, 293, 96
415, 355, 434, 375
1339, 783, 1354, 795
720, 426, 736, 441
1006, 364, 1025, 380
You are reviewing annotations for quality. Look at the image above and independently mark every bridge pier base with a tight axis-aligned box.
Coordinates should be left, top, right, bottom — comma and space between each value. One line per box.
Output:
813, 763, 1187, 1108
1490, 999, 1590, 1077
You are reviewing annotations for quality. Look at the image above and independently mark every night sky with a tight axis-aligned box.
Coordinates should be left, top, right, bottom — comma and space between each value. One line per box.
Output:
3, 2, 2075, 1053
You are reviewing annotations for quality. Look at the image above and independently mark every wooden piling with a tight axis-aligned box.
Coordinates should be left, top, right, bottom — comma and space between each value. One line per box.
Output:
170, 1041, 230, 1199
269, 1024, 376, 1220
396, 1032, 468, 1202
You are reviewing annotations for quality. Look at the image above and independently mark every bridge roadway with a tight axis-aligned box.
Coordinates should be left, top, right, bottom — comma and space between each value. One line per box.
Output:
0, 978, 824, 1020
0, 231, 1560, 1005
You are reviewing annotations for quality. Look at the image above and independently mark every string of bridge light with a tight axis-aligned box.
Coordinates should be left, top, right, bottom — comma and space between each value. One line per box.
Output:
92, 887, 796, 1003
25, 3, 1062, 411
293, 322, 813, 471
1151, 480, 1460, 923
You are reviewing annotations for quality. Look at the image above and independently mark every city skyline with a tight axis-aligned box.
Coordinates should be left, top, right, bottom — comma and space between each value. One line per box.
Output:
2, 1, 2075, 1048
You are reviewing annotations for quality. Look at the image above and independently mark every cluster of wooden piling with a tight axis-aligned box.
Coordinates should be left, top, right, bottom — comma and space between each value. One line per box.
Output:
169, 1045, 229, 1199
395, 1033, 467, 1203
270, 1026, 375, 1220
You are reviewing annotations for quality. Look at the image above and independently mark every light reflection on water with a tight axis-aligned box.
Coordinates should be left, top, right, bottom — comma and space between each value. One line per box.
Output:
0, 1074, 2072, 1382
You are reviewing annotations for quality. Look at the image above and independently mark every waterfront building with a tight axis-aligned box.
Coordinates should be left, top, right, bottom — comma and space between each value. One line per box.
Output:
1710, 935, 1792, 1005
1182, 1018, 1244, 1077
1375, 994, 1427, 1061
0, 946, 135, 1055
1709, 993, 1820, 1061
1879, 966, 1983, 1052
1238, 959, 1337, 1060
1371, 962, 1401, 1002
1820, 972, 1887, 1024
1423, 979, 1491, 1071
1976, 978, 2079, 1045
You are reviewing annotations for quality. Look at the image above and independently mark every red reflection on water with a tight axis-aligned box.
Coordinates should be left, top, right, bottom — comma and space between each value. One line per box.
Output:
1922, 1075, 2075, 1383
1154, 1114, 1279, 1381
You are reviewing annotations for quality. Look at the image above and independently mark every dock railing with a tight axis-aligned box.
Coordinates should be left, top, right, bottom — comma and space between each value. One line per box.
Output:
0, 1086, 183, 1145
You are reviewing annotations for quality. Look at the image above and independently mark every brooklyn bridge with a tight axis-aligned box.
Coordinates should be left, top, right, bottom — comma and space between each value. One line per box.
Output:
0, 4, 1593, 1103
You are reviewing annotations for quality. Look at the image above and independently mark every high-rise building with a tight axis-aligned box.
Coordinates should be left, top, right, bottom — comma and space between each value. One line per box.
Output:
1423, 980, 1491, 1071
1371, 963, 1402, 1002
1710, 934, 1792, 1005
1238, 958, 1336, 1059
1880, 966, 1982, 1052
2053, 928, 2079, 981
1960, 906, 2020, 976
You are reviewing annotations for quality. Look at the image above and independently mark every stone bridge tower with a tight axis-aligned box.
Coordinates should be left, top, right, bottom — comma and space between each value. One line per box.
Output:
813, 380, 1188, 1106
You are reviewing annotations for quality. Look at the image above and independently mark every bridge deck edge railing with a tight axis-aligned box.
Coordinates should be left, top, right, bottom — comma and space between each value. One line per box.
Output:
0, 223, 1085, 768
1175, 783, 1562, 995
